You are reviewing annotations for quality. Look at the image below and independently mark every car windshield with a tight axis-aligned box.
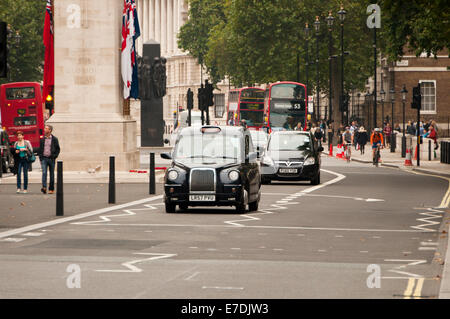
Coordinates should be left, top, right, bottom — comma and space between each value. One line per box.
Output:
173, 133, 242, 160
268, 133, 311, 151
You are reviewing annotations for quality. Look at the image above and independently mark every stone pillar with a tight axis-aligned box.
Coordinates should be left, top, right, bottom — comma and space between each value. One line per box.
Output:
49, 0, 139, 171
155, 0, 160, 43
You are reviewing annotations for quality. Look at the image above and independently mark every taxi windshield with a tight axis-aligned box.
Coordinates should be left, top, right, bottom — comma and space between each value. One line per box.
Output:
174, 133, 242, 160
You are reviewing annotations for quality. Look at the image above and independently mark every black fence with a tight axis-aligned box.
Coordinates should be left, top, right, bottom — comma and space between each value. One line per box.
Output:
441, 141, 450, 164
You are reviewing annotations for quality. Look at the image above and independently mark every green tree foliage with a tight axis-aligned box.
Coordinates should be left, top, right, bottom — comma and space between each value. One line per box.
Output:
180, 0, 377, 92
381, 0, 450, 59
177, 0, 226, 83
0, 0, 46, 84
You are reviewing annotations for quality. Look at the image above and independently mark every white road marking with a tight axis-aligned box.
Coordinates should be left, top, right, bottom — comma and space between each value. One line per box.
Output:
22, 232, 45, 237
418, 247, 437, 251
411, 208, 444, 232
0, 195, 163, 239
184, 272, 200, 281
420, 242, 438, 246
72, 222, 423, 233
231, 248, 241, 250
73, 203, 160, 226
223, 169, 346, 227
96, 253, 176, 273
384, 259, 427, 278
202, 286, 244, 290
0, 238, 26, 243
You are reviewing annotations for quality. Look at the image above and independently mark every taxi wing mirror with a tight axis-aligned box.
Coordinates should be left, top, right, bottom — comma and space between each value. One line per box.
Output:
160, 152, 172, 160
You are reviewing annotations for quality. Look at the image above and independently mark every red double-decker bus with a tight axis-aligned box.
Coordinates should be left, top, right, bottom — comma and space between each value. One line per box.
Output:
264, 81, 307, 132
0, 82, 45, 153
227, 87, 265, 129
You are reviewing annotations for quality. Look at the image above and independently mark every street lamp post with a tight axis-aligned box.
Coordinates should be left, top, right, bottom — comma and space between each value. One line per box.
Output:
401, 84, 408, 157
380, 88, 385, 145
304, 23, 311, 120
326, 11, 334, 125
338, 5, 346, 126
314, 16, 320, 122
390, 88, 396, 152
365, 91, 371, 131
357, 92, 361, 121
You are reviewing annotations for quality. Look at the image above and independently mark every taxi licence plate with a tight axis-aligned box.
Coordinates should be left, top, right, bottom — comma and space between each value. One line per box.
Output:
279, 168, 298, 174
189, 195, 216, 202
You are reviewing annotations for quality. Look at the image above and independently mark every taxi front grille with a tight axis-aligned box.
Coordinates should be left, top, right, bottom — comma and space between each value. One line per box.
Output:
190, 169, 215, 193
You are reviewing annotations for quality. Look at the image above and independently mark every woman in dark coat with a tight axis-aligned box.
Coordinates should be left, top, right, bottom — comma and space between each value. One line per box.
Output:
357, 127, 369, 155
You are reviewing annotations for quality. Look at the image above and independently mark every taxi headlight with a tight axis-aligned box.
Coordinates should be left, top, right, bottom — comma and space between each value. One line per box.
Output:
228, 170, 239, 182
262, 156, 274, 166
304, 157, 315, 166
167, 170, 179, 181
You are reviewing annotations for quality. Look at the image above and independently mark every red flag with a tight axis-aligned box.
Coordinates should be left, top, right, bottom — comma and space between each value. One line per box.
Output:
43, 0, 54, 101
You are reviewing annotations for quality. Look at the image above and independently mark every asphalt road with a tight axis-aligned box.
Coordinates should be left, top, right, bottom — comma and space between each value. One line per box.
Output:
0, 156, 448, 299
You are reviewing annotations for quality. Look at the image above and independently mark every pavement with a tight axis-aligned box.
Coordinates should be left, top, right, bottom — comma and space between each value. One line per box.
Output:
0, 155, 449, 299
324, 141, 450, 178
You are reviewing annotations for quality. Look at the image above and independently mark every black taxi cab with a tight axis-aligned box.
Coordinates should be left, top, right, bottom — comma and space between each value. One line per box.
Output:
161, 126, 261, 213
260, 131, 323, 185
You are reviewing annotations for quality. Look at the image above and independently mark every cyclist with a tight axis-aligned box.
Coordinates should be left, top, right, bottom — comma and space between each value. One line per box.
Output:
341, 126, 353, 161
370, 128, 384, 165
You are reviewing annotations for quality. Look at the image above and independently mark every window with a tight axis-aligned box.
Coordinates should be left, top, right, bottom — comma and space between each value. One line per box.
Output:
214, 94, 225, 118
419, 80, 436, 113
14, 116, 37, 126
6, 87, 35, 100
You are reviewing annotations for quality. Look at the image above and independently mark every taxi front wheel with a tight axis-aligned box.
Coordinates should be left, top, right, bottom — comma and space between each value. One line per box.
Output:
165, 202, 176, 213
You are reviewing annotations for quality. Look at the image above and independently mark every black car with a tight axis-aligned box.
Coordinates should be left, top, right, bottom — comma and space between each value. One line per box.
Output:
0, 128, 14, 174
260, 131, 323, 185
161, 125, 261, 213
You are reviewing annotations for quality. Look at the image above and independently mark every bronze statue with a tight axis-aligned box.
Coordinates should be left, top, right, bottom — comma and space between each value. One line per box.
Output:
151, 57, 167, 98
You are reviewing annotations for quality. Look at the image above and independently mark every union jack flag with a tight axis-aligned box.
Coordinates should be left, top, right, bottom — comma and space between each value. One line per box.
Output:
43, 0, 54, 103
121, 0, 141, 99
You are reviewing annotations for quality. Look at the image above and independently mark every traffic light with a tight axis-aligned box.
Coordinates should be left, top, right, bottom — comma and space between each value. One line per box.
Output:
198, 85, 206, 111
411, 85, 421, 110
45, 91, 54, 115
0, 22, 7, 78
205, 80, 214, 107
187, 88, 194, 110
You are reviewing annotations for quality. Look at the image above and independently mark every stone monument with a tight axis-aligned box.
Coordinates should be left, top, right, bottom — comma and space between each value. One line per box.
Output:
47, 0, 138, 171
139, 40, 166, 147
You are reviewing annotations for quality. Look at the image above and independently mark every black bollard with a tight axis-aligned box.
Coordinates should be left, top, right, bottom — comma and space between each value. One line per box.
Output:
390, 133, 395, 153
56, 161, 64, 216
428, 140, 431, 161
108, 156, 116, 204
401, 136, 406, 158
149, 153, 155, 195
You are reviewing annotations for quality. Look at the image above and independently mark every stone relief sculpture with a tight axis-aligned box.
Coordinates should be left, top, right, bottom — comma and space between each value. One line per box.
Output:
137, 55, 166, 100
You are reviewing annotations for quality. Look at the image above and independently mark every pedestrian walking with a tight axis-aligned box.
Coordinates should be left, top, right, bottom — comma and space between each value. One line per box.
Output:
38, 125, 60, 194
13, 131, 33, 194
357, 126, 368, 155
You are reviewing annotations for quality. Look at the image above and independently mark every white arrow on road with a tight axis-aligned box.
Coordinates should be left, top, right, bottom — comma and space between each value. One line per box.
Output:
96, 253, 176, 273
